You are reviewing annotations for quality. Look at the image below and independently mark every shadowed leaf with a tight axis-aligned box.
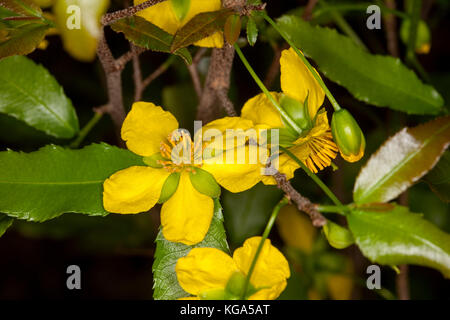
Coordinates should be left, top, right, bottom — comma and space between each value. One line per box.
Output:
348, 205, 450, 278
277, 16, 444, 115
0, 0, 42, 17
0, 214, 13, 237
111, 16, 192, 64
353, 117, 450, 204
423, 151, 450, 203
171, 8, 233, 52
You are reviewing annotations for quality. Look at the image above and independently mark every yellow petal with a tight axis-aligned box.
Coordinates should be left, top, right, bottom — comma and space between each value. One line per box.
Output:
103, 166, 170, 214
233, 237, 290, 299
276, 205, 317, 253
247, 281, 288, 300
135, 0, 223, 48
280, 48, 324, 118
176, 247, 237, 295
241, 93, 284, 129
161, 171, 214, 245
121, 102, 179, 157
202, 144, 263, 193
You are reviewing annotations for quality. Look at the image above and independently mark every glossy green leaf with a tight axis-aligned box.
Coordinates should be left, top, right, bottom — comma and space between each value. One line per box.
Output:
354, 117, 450, 204
0, 55, 79, 138
222, 182, 283, 247
171, 8, 233, 52
0, 143, 144, 222
246, 16, 258, 46
0, 214, 13, 237
277, 15, 444, 115
348, 205, 450, 278
0, 5, 51, 59
111, 16, 192, 64
153, 199, 229, 300
423, 151, 450, 203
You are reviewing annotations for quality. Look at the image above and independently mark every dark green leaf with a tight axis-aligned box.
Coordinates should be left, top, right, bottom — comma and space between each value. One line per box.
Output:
111, 16, 192, 65
277, 16, 444, 115
246, 16, 258, 46
0, 214, 13, 237
0, 143, 144, 222
223, 182, 283, 247
153, 199, 229, 300
348, 205, 450, 278
171, 8, 233, 52
0, 0, 42, 17
353, 117, 450, 204
423, 151, 450, 203
0, 55, 79, 138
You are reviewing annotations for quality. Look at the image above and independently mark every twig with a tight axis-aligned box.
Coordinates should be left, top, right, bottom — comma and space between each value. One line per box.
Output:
302, 0, 319, 21
196, 0, 245, 122
116, 46, 146, 71
263, 43, 288, 88
139, 55, 177, 100
101, 0, 165, 26
384, 0, 399, 57
396, 264, 410, 300
188, 48, 207, 99
274, 172, 327, 227
131, 44, 144, 102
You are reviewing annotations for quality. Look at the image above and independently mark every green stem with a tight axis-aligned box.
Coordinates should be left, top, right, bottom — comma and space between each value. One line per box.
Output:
234, 44, 303, 135
70, 112, 103, 148
320, 1, 368, 50
263, 13, 341, 112
317, 205, 346, 215
280, 146, 348, 214
406, 0, 421, 61
240, 197, 289, 299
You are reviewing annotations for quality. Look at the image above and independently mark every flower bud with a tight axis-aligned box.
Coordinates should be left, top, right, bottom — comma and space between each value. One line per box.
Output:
189, 168, 221, 198
170, 0, 191, 21
158, 172, 180, 203
400, 19, 431, 54
331, 109, 365, 162
224, 14, 241, 45
280, 94, 312, 133
225, 271, 247, 297
323, 221, 354, 249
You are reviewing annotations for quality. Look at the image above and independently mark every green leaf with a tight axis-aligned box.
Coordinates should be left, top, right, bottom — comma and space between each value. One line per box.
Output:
111, 16, 192, 65
423, 151, 450, 203
0, 143, 144, 222
347, 205, 450, 278
0, 214, 13, 237
353, 116, 450, 204
170, 0, 190, 21
277, 15, 444, 115
246, 16, 258, 46
0, 55, 79, 138
0, 5, 51, 58
171, 8, 233, 52
222, 182, 283, 247
153, 199, 229, 300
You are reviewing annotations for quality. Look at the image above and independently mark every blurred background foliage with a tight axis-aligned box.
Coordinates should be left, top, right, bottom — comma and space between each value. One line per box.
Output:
0, 0, 449, 299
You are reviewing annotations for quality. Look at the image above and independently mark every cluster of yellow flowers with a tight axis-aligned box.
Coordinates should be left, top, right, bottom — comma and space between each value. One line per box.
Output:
102, 0, 365, 300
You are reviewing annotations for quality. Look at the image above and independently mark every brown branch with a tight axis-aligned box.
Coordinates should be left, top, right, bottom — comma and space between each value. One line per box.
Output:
116, 46, 146, 71
188, 48, 207, 99
131, 44, 144, 102
302, 0, 319, 21
101, 0, 165, 26
383, 0, 399, 57
396, 265, 410, 300
263, 43, 288, 89
274, 172, 327, 227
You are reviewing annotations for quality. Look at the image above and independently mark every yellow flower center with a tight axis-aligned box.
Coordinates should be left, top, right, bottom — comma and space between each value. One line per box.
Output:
158, 131, 202, 173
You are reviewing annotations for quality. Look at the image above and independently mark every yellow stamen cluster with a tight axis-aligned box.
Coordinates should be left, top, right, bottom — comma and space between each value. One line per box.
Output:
158, 132, 203, 173
304, 131, 338, 173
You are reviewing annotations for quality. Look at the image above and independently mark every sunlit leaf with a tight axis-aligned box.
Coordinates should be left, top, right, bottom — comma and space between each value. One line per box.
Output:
0, 55, 79, 138
0, 214, 13, 237
111, 16, 192, 64
171, 8, 233, 52
153, 199, 229, 300
348, 205, 450, 278
277, 15, 444, 115
354, 117, 450, 204
0, 143, 144, 222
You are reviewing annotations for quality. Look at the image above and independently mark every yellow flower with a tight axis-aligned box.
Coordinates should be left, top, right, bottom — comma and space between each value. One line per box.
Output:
175, 237, 290, 300
241, 48, 339, 183
103, 102, 261, 245
135, 0, 224, 48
